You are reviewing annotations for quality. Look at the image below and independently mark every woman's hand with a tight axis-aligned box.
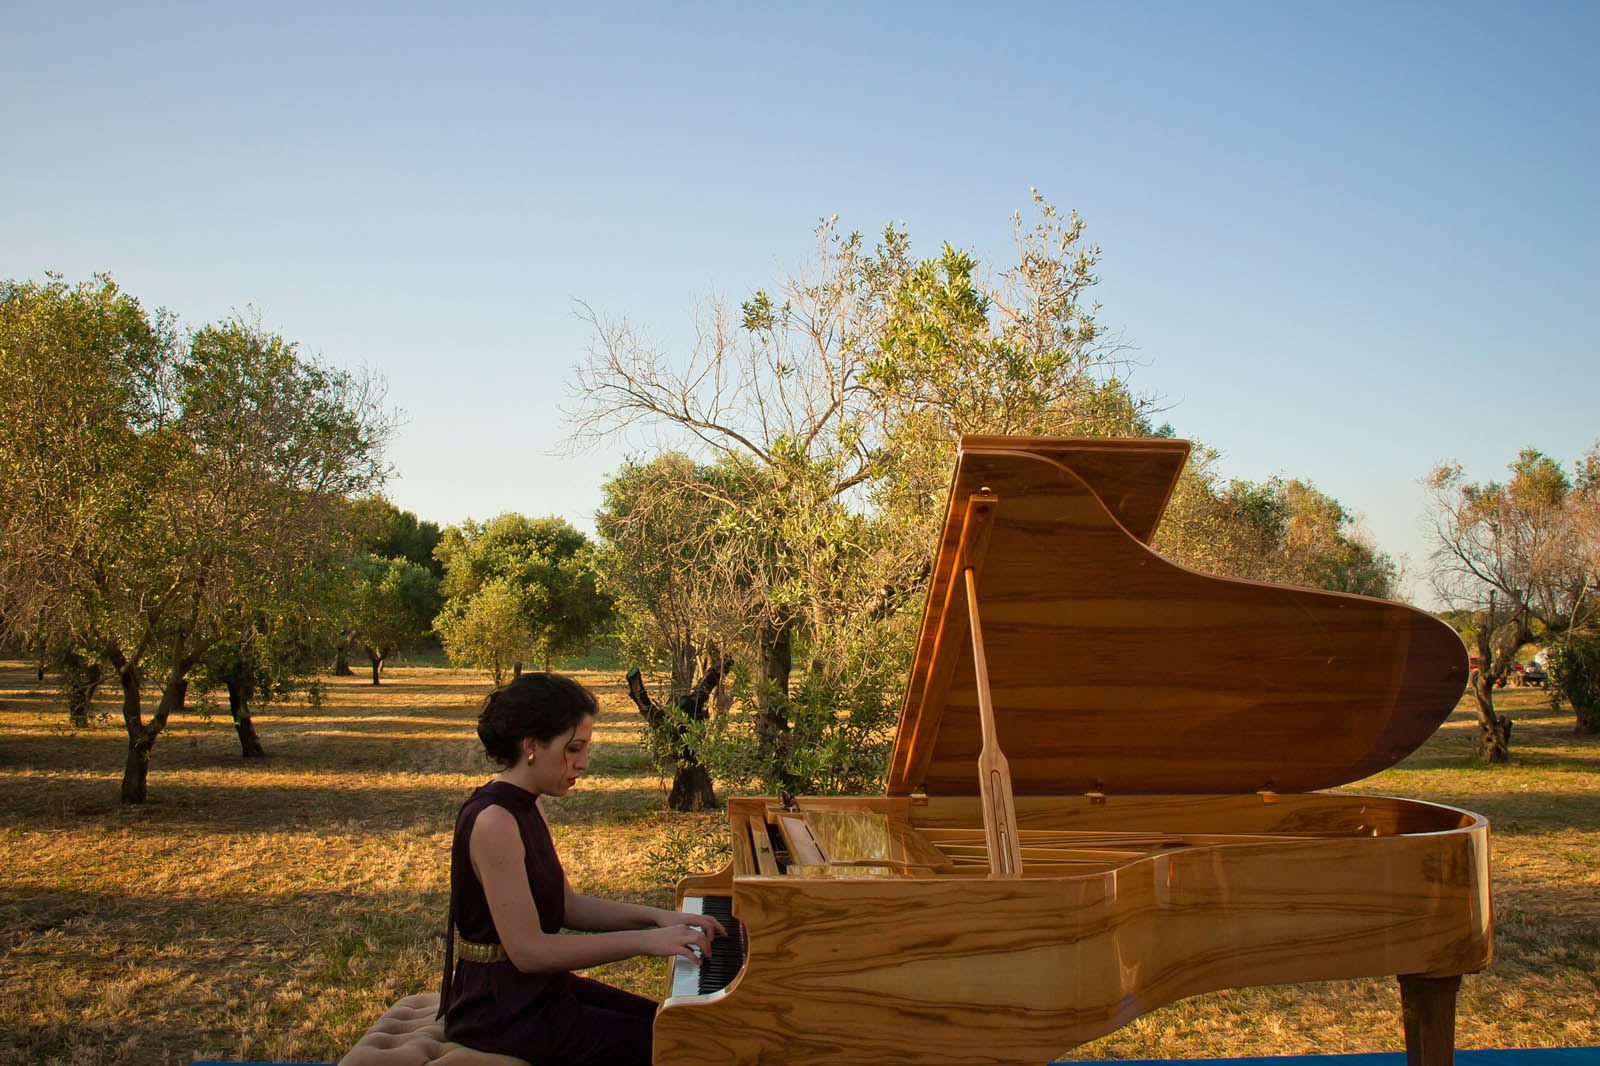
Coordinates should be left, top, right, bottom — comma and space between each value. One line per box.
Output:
657, 908, 727, 940
640, 922, 716, 965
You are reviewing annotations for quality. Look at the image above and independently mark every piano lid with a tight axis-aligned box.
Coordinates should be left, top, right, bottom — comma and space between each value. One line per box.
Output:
886, 436, 1469, 798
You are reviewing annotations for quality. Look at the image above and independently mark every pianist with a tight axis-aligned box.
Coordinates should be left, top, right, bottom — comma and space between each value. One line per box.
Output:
438, 672, 727, 1066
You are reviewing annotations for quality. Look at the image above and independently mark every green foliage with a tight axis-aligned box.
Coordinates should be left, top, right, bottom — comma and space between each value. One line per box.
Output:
595, 454, 752, 695
0, 273, 394, 799
345, 497, 443, 577
781, 631, 907, 794
434, 515, 611, 681
0, 275, 178, 643
348, 553, 440, 679
644, 818, 732, 884
1156, 463, 1397, 597
1547, 637, 1600, 733
194, 611, 324, 715
435, 576, 534, 685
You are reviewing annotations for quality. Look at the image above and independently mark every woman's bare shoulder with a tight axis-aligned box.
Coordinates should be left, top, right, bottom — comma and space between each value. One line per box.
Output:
473, 802, 519, 829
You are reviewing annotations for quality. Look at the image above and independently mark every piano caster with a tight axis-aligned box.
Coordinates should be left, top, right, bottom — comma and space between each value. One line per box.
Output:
1398, 973, 1462, 1066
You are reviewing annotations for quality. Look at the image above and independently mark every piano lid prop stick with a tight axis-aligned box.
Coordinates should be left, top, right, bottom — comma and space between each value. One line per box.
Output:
957, 491, 1023, 879
965, 566, 1022, 878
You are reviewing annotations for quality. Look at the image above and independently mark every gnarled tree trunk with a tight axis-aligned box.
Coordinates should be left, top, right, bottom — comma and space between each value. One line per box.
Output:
227, 678, 266, 758
1468, 670, 1513, 761
115, 663, 191, 805
1469, 628, 1514, 762
627, 662, 726, 811
110, 631, 202, 804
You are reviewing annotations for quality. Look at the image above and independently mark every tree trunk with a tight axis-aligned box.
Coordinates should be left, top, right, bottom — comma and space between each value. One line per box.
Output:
119, 667, 191, 804
755, 620, 794, 788
626, 664, 724, 811
115, 659, 150, 804
66, 681, 95, 728
1468, 604, 1532, 761
514, 661, 523, 677
1574, 699, 1600, 735
668, 765, 717, 811
115, 644, 195, 804
1468, 662, 1512, 763
228, 678, 266, 758
63, 650, 103, 728
123, 737, 153, 805
333, 641, 353, 676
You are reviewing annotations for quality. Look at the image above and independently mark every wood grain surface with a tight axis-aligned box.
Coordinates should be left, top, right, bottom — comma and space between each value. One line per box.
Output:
655, 438, 1488, 1066
889, 439, 1469, 796
655, 794, 1489, 1066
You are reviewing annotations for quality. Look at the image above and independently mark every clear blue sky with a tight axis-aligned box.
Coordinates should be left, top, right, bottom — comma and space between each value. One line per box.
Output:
5, 1, 1595, 605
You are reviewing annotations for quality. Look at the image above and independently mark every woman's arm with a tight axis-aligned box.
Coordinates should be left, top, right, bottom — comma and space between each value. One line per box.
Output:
470, 805, 713, 973
563, 882, 728, 939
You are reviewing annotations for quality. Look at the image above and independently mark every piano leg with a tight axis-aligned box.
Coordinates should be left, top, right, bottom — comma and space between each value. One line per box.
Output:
1398, 973, 1462, 1066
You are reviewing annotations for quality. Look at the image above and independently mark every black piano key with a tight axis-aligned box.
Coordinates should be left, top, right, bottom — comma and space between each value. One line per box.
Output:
694, 895, 746, 995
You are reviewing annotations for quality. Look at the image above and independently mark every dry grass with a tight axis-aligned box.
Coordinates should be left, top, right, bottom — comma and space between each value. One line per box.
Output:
0, 665, 1595, 1065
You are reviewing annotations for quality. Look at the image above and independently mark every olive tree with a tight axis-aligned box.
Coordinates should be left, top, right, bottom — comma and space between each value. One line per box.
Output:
1155, 448, 1397, 597
348, 553, 440, 684
1425, 445, 1600, 759
435, 577, 532, 685
0, 276, 393, 802
433, 515, 612, 681
331, 497, 444, 675
595, 454, 762, 807
573, 196, 1146, 792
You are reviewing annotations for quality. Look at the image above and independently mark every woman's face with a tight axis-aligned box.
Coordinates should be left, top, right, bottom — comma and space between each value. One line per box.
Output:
524, 715, 594, 796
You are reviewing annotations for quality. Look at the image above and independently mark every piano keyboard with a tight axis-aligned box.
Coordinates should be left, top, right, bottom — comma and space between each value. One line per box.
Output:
668, 895, 746, 998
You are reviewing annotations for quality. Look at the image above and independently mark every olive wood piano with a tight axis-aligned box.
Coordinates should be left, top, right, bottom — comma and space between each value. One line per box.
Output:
654, 435, 1491, 1066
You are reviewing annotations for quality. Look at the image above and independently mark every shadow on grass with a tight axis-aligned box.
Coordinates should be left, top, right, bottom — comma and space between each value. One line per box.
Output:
1397, 751, 1600, 772
0, 772, 671, 833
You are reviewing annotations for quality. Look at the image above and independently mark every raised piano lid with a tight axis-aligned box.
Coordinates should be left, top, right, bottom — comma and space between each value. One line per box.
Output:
886, 435, 1470, 797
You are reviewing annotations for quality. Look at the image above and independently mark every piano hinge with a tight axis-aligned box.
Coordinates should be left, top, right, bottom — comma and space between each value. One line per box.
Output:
910, 790, 929, 806
1257, 784, 1278, 803
1086, 782, 1107, 806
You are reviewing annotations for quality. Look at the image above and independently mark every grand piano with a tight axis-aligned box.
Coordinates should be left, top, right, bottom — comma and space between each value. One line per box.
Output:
654, 435, 1491, 1066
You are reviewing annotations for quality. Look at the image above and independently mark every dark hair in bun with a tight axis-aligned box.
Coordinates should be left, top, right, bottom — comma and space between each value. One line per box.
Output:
476, 673, 599, 768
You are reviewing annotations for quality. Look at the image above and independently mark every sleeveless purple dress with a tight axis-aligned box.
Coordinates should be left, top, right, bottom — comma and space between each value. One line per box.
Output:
440, 780, 655, 1066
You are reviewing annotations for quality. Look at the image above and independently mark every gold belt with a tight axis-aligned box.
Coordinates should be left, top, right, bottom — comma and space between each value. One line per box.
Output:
454, 929, 508, 964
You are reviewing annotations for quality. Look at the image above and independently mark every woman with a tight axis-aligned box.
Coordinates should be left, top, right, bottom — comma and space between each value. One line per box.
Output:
439, 672, 725, 1066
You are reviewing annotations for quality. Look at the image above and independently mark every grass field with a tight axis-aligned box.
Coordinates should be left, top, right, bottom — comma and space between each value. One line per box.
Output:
1, 661, 1596, 1066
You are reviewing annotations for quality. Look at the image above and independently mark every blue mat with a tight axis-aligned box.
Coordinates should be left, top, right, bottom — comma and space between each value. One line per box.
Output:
1057, 1052, 1599, 1066
192, 1051, 1599, 1066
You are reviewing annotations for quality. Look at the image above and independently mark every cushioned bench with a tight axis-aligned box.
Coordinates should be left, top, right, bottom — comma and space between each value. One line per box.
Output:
336, 993, 528, 1066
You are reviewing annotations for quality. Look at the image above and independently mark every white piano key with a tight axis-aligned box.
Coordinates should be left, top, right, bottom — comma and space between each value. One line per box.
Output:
669, 896, 706, 998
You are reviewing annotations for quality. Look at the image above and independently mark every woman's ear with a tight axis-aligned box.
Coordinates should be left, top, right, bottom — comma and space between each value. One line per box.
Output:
520, 736, 538, 762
